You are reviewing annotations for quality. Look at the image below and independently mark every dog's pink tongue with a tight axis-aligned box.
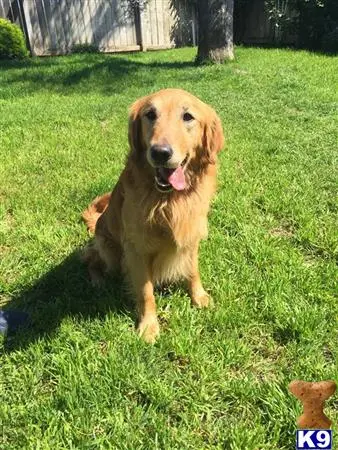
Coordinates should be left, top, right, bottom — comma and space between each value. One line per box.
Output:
168, 166, 186, 190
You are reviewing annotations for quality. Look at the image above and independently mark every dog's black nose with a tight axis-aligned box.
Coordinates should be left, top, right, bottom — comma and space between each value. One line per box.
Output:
150, 145, 173, 165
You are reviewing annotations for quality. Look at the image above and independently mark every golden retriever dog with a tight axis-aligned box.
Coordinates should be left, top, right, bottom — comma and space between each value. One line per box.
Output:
82, 88, 224, 343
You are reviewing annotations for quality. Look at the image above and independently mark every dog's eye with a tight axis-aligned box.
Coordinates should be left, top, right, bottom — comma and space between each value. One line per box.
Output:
145, 109, 157, 121
183, 112, 194, 122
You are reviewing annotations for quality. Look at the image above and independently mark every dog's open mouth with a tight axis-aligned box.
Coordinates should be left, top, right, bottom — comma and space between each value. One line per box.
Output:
155, 156, 188, 193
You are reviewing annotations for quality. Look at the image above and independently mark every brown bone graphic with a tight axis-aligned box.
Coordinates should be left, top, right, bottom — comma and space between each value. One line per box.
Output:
289, 380, 336, 429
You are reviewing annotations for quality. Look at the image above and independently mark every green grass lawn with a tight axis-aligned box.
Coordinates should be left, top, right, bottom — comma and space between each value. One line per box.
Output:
0, 47, 337, 449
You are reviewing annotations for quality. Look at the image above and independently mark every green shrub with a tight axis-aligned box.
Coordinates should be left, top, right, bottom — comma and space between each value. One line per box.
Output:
72, 42, 99, 54
0, 18, 28, 59
322, 27, 338, 53
264, 0, 338, 52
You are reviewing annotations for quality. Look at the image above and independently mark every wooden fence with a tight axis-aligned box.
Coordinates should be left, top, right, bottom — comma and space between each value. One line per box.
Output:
0, 0, 295, 56
0, 0, 197, 55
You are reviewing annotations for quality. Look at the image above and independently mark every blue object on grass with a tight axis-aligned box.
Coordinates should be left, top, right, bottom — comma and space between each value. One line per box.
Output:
0, 310, 30, 335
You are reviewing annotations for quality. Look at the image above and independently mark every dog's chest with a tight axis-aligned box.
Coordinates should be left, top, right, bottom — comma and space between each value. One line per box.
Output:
121, 193, 210, 284
126, 206, 208, 250
122, 187, 211, 248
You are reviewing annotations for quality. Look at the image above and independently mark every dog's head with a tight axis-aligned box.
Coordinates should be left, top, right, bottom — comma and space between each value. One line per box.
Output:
128, 89, 224, 193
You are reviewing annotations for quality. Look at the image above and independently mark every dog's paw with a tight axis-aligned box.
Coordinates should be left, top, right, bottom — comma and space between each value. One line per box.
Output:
137, 317, 160, 344
191, 291, 213, 308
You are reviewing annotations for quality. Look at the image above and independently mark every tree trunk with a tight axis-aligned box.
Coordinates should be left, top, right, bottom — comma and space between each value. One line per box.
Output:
196, 0, 234, 64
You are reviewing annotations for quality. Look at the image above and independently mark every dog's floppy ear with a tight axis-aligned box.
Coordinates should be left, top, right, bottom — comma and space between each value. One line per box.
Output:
128, 96, 147, 156
202, 110, 224, 165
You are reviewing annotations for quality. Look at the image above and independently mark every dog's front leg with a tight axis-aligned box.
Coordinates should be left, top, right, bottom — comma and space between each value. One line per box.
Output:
124, 244, 159, 343
187, 243, 211, 308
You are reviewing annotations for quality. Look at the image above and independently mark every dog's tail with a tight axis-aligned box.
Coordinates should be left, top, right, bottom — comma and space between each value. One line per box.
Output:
82, 192, 111, 233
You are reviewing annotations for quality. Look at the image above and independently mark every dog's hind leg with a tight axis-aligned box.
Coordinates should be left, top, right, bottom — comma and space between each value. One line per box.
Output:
81, 242, 106, 286
82, 236, 121, 286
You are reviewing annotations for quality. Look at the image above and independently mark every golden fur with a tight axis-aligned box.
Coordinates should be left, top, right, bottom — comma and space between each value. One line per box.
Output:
82, 88, 224, 342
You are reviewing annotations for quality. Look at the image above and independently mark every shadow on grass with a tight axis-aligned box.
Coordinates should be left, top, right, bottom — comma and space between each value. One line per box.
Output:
2, 249, 133, 353
1, 53, 197, 97
235, 42, 338, 57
